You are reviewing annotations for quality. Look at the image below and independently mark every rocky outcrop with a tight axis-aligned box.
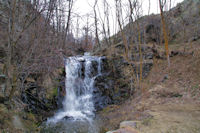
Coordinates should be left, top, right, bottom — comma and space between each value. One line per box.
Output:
106, 121, 139, 133
94, 75, 113, 110
93, 43, 154, 106
92, 0, 200, 112
21, 68, 66, 118
21, 82, 53, 114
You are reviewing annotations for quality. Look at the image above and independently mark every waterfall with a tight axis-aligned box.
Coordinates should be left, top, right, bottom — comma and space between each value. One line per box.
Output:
47, 55, 103, 123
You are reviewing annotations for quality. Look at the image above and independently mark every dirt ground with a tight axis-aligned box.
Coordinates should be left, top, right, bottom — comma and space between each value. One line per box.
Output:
99, 42, 200, 133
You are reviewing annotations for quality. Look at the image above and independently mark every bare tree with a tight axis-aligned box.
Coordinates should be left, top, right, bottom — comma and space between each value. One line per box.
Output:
104, 0, 111, 46
5, 0, 47, 99
63, 0, 74, 47
93, 0, 101, 49
159, 0, 170, 67
2, 0, 75, 100
115, 0, 129, 59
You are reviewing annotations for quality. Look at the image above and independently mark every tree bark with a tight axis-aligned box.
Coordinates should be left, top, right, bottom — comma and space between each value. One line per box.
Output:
159, 0, 170, 67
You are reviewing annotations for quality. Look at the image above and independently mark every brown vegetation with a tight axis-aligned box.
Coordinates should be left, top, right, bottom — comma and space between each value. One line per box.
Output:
99, 41, 200, 133
0, 0, 200, 132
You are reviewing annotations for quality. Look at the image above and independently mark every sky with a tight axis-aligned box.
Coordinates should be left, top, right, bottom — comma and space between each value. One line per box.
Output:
71, 0, 184, 38
74, 0, 184, 15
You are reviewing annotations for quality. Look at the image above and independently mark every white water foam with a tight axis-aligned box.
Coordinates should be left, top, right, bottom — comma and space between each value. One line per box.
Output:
47, 55, 102, 124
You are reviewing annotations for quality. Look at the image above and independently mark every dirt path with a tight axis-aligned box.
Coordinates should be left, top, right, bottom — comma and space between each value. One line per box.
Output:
100, 84, 200, 133
137, 103, 200, 133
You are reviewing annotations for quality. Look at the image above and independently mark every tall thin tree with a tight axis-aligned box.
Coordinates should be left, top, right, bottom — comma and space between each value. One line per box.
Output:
159, 0, 170, 67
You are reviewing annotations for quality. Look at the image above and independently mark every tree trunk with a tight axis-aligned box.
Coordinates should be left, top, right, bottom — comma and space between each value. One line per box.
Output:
159, 0, 170, 67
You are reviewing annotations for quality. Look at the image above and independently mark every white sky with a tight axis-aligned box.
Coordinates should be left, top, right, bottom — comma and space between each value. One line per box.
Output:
71, 0, 184, 38
74, 0, 184, 15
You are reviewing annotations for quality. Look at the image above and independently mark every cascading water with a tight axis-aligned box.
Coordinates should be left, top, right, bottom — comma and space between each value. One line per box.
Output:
46, 54, 106, 133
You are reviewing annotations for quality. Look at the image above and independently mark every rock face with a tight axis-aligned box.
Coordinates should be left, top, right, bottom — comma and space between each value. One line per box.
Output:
21, 80, 53, 114
94, 79, 112, 110
93, 43, 154, 105
21, 69, 66, 116
94, 45, 153, 107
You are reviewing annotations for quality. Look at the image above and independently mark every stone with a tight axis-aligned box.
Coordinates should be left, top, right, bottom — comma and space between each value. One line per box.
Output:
120, 121, 137, 129
63, 115, 73, 121
106, 127, 139, 133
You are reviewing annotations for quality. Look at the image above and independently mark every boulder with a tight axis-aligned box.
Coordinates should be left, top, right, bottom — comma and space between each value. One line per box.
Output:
120, 121, 137, 129
106, 121, 140, 133
106, 127, 139, 133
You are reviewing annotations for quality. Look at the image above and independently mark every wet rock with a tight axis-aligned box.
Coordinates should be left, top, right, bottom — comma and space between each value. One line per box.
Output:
63, 116, 73, 120
80, 61, 85, 79
94, 95, 112, 110
93, 74, 114, 110
94, 76, 109, 90
89, 60, 98, 77
101, 57, 110, 73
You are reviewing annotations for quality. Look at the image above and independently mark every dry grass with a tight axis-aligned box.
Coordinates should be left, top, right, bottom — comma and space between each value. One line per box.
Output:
99, 41, 200, 132
144, 42, 200, 100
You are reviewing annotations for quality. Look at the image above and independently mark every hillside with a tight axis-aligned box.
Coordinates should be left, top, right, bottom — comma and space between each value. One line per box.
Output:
98, 41, 200, 132
94, 0, 200, 132
0, 0, 200, 132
